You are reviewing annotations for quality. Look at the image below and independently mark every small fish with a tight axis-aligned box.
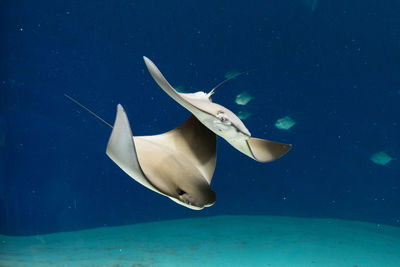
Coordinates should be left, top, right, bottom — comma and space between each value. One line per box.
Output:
370, 151, 393, 166
275, 116, 296, 130
237, 110, 252, 120
235, 91, 254, 106
225, 70, 241, 79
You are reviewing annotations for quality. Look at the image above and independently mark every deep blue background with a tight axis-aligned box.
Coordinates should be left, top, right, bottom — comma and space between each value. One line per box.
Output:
1, 0, 399, 235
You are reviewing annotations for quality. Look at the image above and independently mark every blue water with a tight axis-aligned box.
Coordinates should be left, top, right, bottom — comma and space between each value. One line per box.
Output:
1, 0, 399, 236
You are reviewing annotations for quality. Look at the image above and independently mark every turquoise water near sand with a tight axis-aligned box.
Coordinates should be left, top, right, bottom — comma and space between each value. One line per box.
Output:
2, 216, 400, 267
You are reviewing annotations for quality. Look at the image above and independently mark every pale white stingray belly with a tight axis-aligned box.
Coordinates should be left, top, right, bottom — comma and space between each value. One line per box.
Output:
133, 137, 209, 198
187, 107, 253, 157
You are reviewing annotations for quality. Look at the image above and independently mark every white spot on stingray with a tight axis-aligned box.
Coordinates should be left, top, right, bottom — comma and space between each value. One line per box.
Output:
237, 110, 252, 120
370, 151, 393, 165
275, 116, 296, 130
235, 91, 254, 106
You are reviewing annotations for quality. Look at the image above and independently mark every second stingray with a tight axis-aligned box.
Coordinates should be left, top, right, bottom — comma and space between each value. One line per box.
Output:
143, 57, 292, 163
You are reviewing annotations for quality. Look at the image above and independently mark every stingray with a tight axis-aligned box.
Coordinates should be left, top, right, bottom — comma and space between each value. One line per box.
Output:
65, 57, 291, 210
65, 95, 217, 210
275, 116, 296, 130
143, 57, 292, 162
370, 151, 393, 166
235, 91, 254, 106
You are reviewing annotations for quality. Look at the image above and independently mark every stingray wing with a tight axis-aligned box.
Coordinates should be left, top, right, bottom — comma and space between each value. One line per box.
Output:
143, 57, 196, 112
106, 104, 216, 210
143, 56, 291, 162
106, 104, 163, 194
136, 115, 216, 184
247, 137, 292, 162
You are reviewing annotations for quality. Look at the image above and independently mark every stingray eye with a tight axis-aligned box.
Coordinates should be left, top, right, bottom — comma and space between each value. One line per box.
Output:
217, 111, 231, 125
217, 111, 226, 122
178, 189, 186, 196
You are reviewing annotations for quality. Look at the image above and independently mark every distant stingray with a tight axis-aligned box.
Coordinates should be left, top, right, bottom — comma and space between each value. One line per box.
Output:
235, 91, 254, 106
370, 151, 393, 166
275, 116, 296, 130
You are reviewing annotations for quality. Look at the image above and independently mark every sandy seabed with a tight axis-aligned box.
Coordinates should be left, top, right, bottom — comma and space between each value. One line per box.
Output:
1, 215, 400, 267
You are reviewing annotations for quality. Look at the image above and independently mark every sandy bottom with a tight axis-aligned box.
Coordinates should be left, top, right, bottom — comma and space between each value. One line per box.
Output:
1, 215, 400, 267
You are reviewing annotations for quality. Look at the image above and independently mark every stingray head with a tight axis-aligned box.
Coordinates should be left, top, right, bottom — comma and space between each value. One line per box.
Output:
209, 103, 251, 139
146, 154, 216, 210
168, 175, 216, 210
180, 92, 251, 142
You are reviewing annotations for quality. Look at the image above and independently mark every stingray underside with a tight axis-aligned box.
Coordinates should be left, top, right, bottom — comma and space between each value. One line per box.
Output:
106, 104, 217, 209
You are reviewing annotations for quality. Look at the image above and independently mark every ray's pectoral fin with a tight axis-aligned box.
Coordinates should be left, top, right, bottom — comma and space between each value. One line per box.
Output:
133, 115, 217, 209
106, 104, 160, 193
106, 105, 216, 210
247, 137, 292, 163
143, 56, 292, 163
228, 135, 292, 163
143, 56, 200, 114
137, 115, 216, 184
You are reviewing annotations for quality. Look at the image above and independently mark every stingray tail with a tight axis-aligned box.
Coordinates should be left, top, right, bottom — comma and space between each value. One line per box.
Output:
64, 94, 113, 129
207, 69, 257, 98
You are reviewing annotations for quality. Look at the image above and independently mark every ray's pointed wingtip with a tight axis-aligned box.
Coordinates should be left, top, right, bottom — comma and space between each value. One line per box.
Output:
275, 143, 293, 161
117, 103, 124, 112
284, 143, 293, 152
143, 56, 151, 63
143, 56, 156, 70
